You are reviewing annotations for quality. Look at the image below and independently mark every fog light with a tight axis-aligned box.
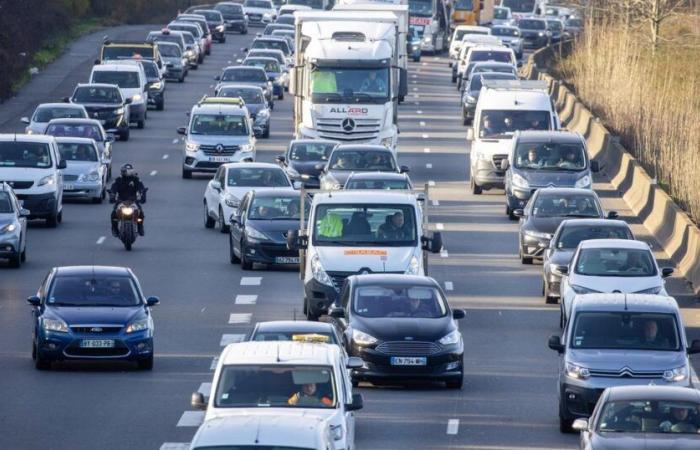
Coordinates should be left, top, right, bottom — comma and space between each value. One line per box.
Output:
250, 249, 256, 254
568, 393, 577, 400
519, 201, 525, 206
137, 342, 146, 350
47, 343, 58, 350
445, 361, 461, 371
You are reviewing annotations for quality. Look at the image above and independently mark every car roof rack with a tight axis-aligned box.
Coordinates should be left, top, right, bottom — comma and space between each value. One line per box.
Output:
197, 95, 246, 107
482, 80, 549, 91
102, 39, 153, 46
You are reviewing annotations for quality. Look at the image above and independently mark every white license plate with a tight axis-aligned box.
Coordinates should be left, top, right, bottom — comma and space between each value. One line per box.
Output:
390, 357, 427, 366
275, 256, 299, 264
80, 339, 115, 348
64, 184, 74, 191
100, 120, 107, 125
209, 156, 230, 163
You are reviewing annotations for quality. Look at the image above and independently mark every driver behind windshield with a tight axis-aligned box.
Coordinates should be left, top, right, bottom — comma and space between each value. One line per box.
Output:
378, 211, 408, 240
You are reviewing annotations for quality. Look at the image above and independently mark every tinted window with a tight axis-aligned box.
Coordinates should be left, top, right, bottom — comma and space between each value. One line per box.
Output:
158, 43, 181, 57
222, 68, 267, 82
502, 0, 535, 13
0, 142, 52, 168
46, 123, 103, 141
556, 225, 633, 249
58, 143, 99, 162
251, 39, 290, 54
194, 10, 223, 21
514, 142, 586, 170
329, 150, 395, 171
354, 285, 447, 318
345, 178, 410, 190
191, 114, 248, 136
48, 276, 141, 307
571, 312, 679, 351
248, 196, 303, 220
598, 400, 700, 434
532, 193, 600, 218
219, 87, 264, 103
574, 248, 657, 277
248, 50, 284, 65
519, 19, 546, 29
92, 71, 140, 89
479, 110, 551, 138
313, 204, 417, 245
470, 50, 512, 63
73, 86, 121, 104
34, 106, 86, 122
289, 142, 334, 161
140, 61, 159, 78
227, 168, 289, 187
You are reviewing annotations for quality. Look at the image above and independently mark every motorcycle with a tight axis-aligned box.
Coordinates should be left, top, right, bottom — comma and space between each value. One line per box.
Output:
110, 189, 147, 251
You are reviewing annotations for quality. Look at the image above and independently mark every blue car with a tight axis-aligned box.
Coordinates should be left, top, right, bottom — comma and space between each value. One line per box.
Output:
28, 266, 159, 370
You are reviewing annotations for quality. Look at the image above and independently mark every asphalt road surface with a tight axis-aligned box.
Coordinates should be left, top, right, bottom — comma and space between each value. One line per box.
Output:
0, 24, 698, 450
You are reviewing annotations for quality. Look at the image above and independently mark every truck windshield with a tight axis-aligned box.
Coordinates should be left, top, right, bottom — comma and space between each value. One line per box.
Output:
313, 204, 417, 246
0, 142, 52, 168
502, 0, 535, 14
479, 110, 550, 138
514, 142, 586, 171
453, 0, 474, 11
214, 365, 336, 408
571, 312, 679, 351
409, 0, 434, 17
310, 67, 390, 103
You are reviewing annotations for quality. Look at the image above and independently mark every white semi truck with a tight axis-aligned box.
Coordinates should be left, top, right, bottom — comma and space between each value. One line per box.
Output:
290, 10, 408, 149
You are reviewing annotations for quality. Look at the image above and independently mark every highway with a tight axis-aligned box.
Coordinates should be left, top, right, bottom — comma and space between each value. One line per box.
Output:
0, 24, 697, 450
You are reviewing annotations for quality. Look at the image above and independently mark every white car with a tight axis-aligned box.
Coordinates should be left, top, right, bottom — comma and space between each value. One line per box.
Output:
243, 0, 276, 26
21, 103, 88, 135
560, 239, 675, 324
203, 162, 295, 232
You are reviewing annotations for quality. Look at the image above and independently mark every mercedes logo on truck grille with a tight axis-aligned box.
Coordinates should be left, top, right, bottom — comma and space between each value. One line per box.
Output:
341, 118, 355, 132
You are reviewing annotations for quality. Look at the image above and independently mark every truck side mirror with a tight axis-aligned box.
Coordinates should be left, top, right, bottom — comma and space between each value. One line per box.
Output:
423, 232, 442, 253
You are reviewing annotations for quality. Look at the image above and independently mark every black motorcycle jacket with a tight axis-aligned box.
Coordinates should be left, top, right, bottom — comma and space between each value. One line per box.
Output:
110, 175, 146, 203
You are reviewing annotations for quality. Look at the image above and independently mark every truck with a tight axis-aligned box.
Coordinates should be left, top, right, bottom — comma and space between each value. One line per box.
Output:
408, 0, 450, 53
451, 0, 495, 28
290, 11, 408, 149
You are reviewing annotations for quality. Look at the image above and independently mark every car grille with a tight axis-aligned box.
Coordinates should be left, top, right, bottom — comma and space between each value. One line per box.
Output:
376, 341, 442, 356
0, 180, 34, 189
70, 326, 123, 334
589, 368, 665, 379
316, 118, 382, 142
327, 270, 403, 292
63, 175, 79, 182
86, 108, 119, 119
200, 144, 240, 155
248, 13, 262, 22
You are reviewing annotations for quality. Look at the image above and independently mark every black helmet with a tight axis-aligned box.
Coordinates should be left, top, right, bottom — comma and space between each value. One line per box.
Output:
120, 163, 134, 177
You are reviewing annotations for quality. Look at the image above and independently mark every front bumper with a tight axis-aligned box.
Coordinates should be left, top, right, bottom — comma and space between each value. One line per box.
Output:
472, 158, 505, 189
246, 15, 272, 26
62, 180, 103, 199
350, 344, 463, 382
16, 192, 58, 218
506, 186, 534, 210
304, 278, 339, 317
224, 19, 247, 31
165, 67, 186, 80
243, 239, 299, 265
37, 329, 153, 363
183, 150, 256, 173
0, 236, 20, 258
147, 89, 164, 105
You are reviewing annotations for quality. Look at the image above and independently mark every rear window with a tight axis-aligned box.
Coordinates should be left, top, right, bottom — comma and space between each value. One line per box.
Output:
72, 86, 122, 104
0, 192, 14, 213
46, 123, 104, 141
470, 50, 512, 63
532, 192, 600, 218
556, 225, 633, 249
92, 70, 140, 89
222, 68, 267, 82
58, 142, 99, 162
519, 19, 546, 29
102, 46, 154, 61
34, 107, 86, 122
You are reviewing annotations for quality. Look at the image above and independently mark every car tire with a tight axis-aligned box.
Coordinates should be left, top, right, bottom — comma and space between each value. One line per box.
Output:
219, 207, 229, 233
121, 128, 130, 141
263, 125, 270, 139
137, 119, 145, 129
34, 343, 50, 370
178, 75, 185, 83
204, 202, 215, 228
20, 245, 26, 262
156, 99, 164, 111
240, 240, 253, 270
462, 114, 469, 126
46, 211, 59, 228
451, 73, 456, 83
559, 304, 566, 329
182, 168, 193, 179
137, 355, 154, 370
278, 90, 284, 100
446, 374, 463, 389
519, 248, 532, 265
92, 195, 102, 204
470, 177, 482, 195
241, 28, 248, 35
229, 233, 240, 264
9, 251, 21, 268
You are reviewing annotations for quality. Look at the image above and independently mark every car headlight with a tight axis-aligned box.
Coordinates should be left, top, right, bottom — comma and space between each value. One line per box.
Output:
634, 286, 663, 295
239, 144, 254, 153
439, 330, 461, 346
511, 173, 529, 189
132, 94, 143, 103
575, 175, 592, 189
257, 109, 270, 119
185, 142, 199, 152
565, 362, 590, 380
26, 129, 34, 135
115, 107, 125, 115
125, 319, 149, 334
663, 365, 688, 382
538, 31, 545, 37
466, 95, 477, 104
352, 329, 378, 346
405, 256, 420, 275
380, 137, 393, 148
43, 318, 69, 333
225, 195, 240, 208
523, 229, 551, 239
310, 253, 333, 287
38, 174, 55, 187
570, 284, 601, 295
149, 81, 162, 90
423, 35, 432, 43
551, 264, 568, 276
412, 44, 420, 50
246, 226, 269, 241
216, 25, 225, 32
329, 424, 343, 441
0, 223, 17, 233
79, 170, 100, 182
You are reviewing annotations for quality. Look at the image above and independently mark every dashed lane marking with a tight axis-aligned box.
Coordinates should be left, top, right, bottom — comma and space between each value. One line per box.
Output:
162, 154, 169, 159
235, 294, 258, 305
228, 313, 252, 324
432, 199, 440, 206
422, 134, 429, 139
176, 411, 204, 427
445, 281, 454, 291
426, 163, 433, 169
436, 223, 444, 230
417, 110, 423, 114
220, 334, 246, 346
424, 147, 431, 153
447, 419, 459, 435
428, 180, 435, 186
210, 357, 218, 370
150, 170, 157, 176
160, 444, 189, 450
96, 236, 105, 245
240, 277, 262, 286
413, 87, 418, 91
420, 121, 426, 127
440, 249, 449, 258
172, 139, 178, 144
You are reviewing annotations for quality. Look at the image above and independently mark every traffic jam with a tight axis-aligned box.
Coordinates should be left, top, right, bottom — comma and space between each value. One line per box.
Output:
1, 0, 699, 449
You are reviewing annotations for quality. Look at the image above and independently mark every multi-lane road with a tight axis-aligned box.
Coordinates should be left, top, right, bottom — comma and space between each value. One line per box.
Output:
0, 24, 698, 450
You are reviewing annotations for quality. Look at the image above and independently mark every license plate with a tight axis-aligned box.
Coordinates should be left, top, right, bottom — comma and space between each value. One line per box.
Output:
209, 156, 230, 162
80, 339, 115, 348
64, 184, 74, 191
390, 357, 427, 366
275, 256, 299, 264
100, 120, 107, 125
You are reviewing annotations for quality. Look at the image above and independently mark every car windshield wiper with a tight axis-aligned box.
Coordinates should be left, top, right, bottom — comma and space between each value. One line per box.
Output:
49, 302, 84, 306
561, 213, 600, 218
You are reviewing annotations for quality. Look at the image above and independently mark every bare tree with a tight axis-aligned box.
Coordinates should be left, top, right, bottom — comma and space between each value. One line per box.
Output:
632, 0, 687, 49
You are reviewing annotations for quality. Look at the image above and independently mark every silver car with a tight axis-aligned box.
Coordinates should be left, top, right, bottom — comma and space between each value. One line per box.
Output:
55, 137, 107, 203
548, 293, 697, 432
0, 183, 29, 267
44, 118, 114, 180
21, 103, 88, 135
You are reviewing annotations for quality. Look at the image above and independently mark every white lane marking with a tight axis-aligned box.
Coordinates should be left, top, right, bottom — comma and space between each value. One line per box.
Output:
198, 382, 212, 398
428, 180, 436, 186
432, 199, 440, 206
436, 223, 444, 230
426, 163, 433, 169
424, 147, 431, 153
162, 154, 169, 159
210, 357, 219, 370
176, 411, 205, 427
414, 101, 420, 106
422, 62, 427, 66
227, 60, 231, 64
160, 444, 190, 450
220, 334, 246, 346
240, 277, 262, 286
150, 170, 157, 176
228, 313, 252, 324
445, 281, 454, 291
201, 307, 206, 313
411, 74, 417, 78
420, 121, 426, 127
96, 236, 105, 245
414, 94, 420, 98
422, 134, 429, 139
447, 419, 459, 435
440, 249, 449, 258
417, 110, 423, 114
172, 139, 178, 144
235, 294, 258, 305
412, 87, 418, 91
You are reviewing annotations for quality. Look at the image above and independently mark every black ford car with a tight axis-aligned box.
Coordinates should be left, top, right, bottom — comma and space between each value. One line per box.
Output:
66, 84, 132, 141
276, 139, 337, 189
329, 274, 465, 389
214, 2, 248, 34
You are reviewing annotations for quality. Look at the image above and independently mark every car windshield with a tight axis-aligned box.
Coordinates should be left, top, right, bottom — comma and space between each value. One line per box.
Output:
354, 285, 447, 318
514, 142, 586, 170
46, 123, 104, 141
532, 193, 601, 218
244, 59, 280, 73
556, 226, 633, 249
409, 0, 433, 17
195, 10, 222, 21
251, 39, 290, 54
248, 196, 304, 220
92, 71, 140, 89
471, 64, 515, 76
219, 88, 264, 103
345, 178, 410, 190
47, 276, 141, 307
571, 312, 679, 351
159, 43, 181, 57
227, 168, 289, 187
492, 27, 519, 36
72, 86, 122, 104
547, 21, 563, 31
0, 141, 52, 168
469, 73, 516, 92
479, 110, 551, 138
222, 68, 267, 82
598, 400, 700, 434
252, 331, 337, 345
214, 365, 336, 408
519, 19, 546, 29
245, 0, 272, 8
470, 50, 512, 63
310, 67, 390, 102
0, 192, 13, 213
502, 0, 535, 13
574, 248, 657, 277
34, 107, 86, 122
454, 0, 474, 11
102, 46, 154, 60
181, 32, 196, 45
58, 143, 99, 162
289, 142, 335, 162
494, 8, 509, 20
567, 18, 583, 27
313, 204, 417, 246
329, 150, 395, 171
191, 114, 248, 136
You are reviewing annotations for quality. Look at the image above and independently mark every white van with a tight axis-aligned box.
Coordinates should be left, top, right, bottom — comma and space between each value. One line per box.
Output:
287, 190, 443, 319
89, 62, 148, 129
191, 341, 363, 450
0, 135, 65, 226
467, 79, 560, 194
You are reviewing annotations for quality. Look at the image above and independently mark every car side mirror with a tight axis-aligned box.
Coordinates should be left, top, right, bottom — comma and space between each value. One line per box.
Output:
548, 334, 564, 353
346, 393, 364, 411
62, 96, 71, 103
572, 418, 588, 432
214, 75, 221, 81
422, 231, 442, 253
452, 309, 466, 320
177, 126, 187, 135
124, 98, 133, 105
287, 229, 307, 250
513, 209, 524, 218
314, 163, 326, 171
19, 208, 31, 217
293, 180, 302, 190
590, 160, 600, 173
229, 212, 241, 225
466, 128, 474, 141
346, 356, 363, 369
661, 267, 674, 278
20, 117, 30, 124
400, 165, 410, 174
275, 155, 286, 164
329, 305, 345, 318
688, 339, 700, 355
146, 296, 160, 306
191, 392, 207, 410
27, 296, 41, 306
606, 211, 618, 219
500, 159, 510, 171
94, 59, 101, 65
211, 180, 222, 191
57, 159, 67, 170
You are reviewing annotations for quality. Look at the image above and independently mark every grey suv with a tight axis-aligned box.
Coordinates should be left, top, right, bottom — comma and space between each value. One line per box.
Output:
548, 293, 699, 432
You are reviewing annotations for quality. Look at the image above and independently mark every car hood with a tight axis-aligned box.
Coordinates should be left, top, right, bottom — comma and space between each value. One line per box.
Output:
189, 135, 252, 146
567, 349, 686, 372
64, 161, 101, 175
518, 169, 583, 187
48, 306, 143, 327
549, 249, 575, 266
206, 406, 339, 424
590, 433, 700, 449
568, 273, 663, 293
356, 317, 454, 342
247, 219, 299, 243
0, 167, 53, 182
315, 246, 416, 273
289, 161, 324, 177
527, 216, 569, 235
0, 215, 17, 229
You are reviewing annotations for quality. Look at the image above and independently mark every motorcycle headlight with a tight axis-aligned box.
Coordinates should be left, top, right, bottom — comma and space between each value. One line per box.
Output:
569, 284, 601, 295
352, 329, 378, 346
121, 206, 134, 216
43, 318, 69, 333
575, 175, 592, 189
634, 286, 663, 295
405, 256, 420, 275
225, 195, 240, 208
663, 365, 688, 383
246, 226, 269, 241
511, 173, 529, 189
310, 253, 333, 287
125, 319, 149, 334
0, 223, 17, 233
115, 107, 125, 115
185, 142, 199, 152
439, 330, 461, 346
565, 362, 590, 380
38, 174, 55, 187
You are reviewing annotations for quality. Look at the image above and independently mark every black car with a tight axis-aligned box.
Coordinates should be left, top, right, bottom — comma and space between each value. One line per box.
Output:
515, 187, 614, 264
517, 18, 551, 48
344, 172, 413, 190
276, 139, 337, 189
229, 189, 307, 270
249, 320, 344, 347
461, 72, 517, 125
28, 266, 159, 370
139, 59, 165, 111
193, 9, 227, 43
218, 84, 271, 138
542, 219, 632, 304
214, 2, 248, 34
214, 66, 273, 104
66, 83, 132, 141
329, 274, 465, 388
319, 145, 407, 191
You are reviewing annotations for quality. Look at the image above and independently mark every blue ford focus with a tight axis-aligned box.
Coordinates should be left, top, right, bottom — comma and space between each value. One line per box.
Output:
28, 266, 159, 370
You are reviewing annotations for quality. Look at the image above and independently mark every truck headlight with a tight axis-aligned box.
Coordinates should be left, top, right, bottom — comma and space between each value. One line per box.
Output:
352, 329, 378, 346
512, 173, 529, 189
43, 318, 69, 333
575, 175, 591, 189
185, 142, 199, 152
310, 253, 333, 287
405, 256, 420, 275
663, 365, 688, 382
439, 330, 461, 346
125, 319, 149, 334
38, 174, 55, 187
565, 362, 590, 380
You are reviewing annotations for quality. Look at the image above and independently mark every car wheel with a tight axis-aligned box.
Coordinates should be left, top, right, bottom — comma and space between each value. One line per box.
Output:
46, 211, 59, 228
462, 114, 469, 126
219, 207, 229, 233
446, 374, 463, 389
137, 355, 154, 370
263, 125, 270, 139
229, 232, 240, 264
519, 247, 533, 265
182, 168, 192, 179
451, 73, 456, 83
241, 28, 247, 35
121, 128, 130, 141
157, 99, 164, 111
559, 415, 573, 433
9, 250, 21, 268
240, 240, 253, 270
34, 343, 51, 370
92, 195, 102, 204
137, 120, 145, 129
20, 244, 26, 262
204, 202, 215, 228
278, 90, 284, 100
178, 75, 185, 83
470, 176, 482, 195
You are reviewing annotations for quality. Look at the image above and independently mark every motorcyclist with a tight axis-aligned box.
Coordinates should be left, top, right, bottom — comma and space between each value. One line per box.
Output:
109, 163, 147, 237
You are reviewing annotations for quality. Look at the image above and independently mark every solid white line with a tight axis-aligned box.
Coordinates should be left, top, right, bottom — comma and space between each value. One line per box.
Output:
420, 121, 426, 127
176, 411, 205, 427
210, 357, 219, 370
424, 147, 431, 153
220, 334, 246, 346
160, 444, 190, 450
162, 154, 169, 159
428, 180, 436, 186
447, 419, 459, 435
414, 94, 420, 98
171, 139, 178, 144
96, 236, 105, 245
426, 163, 432, 169
436, 223, 444, 230
445, 281, 454, 291
417, 110, 423, 114
228, 313, 252, 324
240, 277, 262, 286
198, 382, 212, 398
422, 134, 429, 139
432, 199, 440, 206
235, 294, 258, 305
440, 249, 449, 258
150, 170, 157, 176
